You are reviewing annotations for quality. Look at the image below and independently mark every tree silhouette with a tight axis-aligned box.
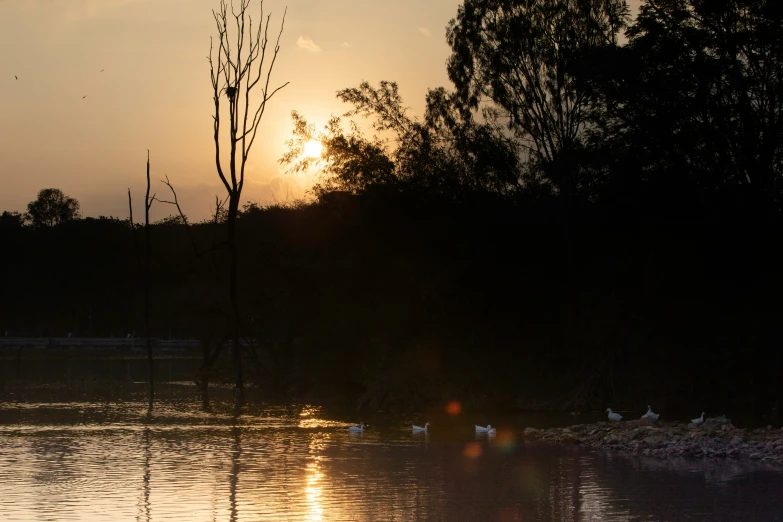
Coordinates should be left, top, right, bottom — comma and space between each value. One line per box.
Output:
446, 0, 630, 199
574, 0, 783, 215
209, 0, 288, 411
637, 0, 783, 213
0, 211, 24, 229
423, 86, 523, 196
26, 188, 81, 228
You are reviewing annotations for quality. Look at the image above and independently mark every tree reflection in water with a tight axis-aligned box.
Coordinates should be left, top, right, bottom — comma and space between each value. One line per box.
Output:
141, 425, 151, 522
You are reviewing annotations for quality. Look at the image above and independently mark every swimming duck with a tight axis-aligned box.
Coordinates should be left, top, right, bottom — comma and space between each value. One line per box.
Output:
412, 423, 430, 433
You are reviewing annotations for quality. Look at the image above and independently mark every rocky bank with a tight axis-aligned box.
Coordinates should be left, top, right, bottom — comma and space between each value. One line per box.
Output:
521, 416, 783, 465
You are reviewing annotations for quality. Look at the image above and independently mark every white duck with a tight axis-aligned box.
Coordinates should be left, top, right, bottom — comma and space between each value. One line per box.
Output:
641, 405, 660, 421
691, 412, 705, 425
412, 422, 430, 433
475, 424, 496, 435
606, 408, 622, 421
348, 423, 366, 433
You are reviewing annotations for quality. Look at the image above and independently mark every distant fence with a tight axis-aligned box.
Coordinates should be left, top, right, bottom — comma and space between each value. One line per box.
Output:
0, 338, 260, 382
0, 337, 201, 354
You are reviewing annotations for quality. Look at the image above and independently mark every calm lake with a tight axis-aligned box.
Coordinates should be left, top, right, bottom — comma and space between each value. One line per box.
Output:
1, 389, 782, 521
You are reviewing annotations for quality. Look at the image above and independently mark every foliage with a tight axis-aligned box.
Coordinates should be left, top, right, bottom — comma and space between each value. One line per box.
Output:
25, 188, 81, 228
154, 214, 187, 226
575, 0, 783, 214
280, 81, 522, 199
446, 0, 631, 198
281, 109, 396, 196
0, 211, 24, 229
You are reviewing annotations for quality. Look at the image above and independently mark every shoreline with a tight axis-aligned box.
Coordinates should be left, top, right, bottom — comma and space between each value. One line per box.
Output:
521, 416, 783, 465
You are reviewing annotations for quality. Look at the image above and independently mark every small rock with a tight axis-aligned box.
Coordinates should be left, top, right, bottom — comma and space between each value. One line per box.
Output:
631, 427, 653, 440
522, 427, 542, 440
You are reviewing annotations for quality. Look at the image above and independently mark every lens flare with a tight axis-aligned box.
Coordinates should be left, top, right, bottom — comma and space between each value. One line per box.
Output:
493, 428, 517, 454
445, 401, 462, 415
463, 442, 483, 459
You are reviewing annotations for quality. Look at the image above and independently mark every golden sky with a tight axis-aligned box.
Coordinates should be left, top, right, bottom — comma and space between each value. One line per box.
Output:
0, 0, 643, 221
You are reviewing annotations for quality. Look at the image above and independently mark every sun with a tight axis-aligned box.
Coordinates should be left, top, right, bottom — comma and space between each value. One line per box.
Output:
303, 139, 323, 159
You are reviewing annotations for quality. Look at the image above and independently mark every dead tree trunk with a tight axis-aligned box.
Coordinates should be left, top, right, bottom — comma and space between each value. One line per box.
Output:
197, 328, 227, 411
199, 336, 213, 411
144, 152, 155, 411
228, 210, 244, 406
128, 151, 156, 412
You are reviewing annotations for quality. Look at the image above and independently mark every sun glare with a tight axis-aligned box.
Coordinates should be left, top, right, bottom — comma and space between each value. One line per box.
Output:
304, 139, 323, 159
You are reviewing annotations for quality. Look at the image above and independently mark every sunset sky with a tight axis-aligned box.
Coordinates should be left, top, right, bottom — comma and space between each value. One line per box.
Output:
0, 0, 642, 221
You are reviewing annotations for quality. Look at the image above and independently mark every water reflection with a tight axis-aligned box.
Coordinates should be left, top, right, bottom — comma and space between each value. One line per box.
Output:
140, 425, 151, 522
229, 426, 240, 522
305, 461, 324, 521
0, 400, 781, 521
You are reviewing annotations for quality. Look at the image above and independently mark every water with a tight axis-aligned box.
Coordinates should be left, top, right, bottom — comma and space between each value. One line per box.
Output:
1, 394, 782, 521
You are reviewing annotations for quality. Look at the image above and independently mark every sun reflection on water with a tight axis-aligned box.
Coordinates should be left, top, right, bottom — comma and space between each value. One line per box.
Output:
297, 405, 346, 430
305, 461, 324, 521
298, 418, 345, 429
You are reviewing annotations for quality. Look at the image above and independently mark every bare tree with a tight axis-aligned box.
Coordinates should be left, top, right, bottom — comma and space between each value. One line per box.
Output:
209, 0, 289, 411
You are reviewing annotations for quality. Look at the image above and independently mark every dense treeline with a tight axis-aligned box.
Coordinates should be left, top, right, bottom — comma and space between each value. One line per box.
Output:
1, 0, 781, 421
1, 193, 781, 421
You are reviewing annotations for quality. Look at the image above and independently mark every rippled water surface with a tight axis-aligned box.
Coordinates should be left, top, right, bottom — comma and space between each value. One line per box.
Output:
1, 394, 782, 521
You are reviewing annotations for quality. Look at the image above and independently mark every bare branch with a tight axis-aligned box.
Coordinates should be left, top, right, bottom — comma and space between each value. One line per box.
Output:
159, 175, 190, 225
157, 174, 231, 258
210, 32, 232, 195
245, 8, 288, 157
238, 81, 289, 142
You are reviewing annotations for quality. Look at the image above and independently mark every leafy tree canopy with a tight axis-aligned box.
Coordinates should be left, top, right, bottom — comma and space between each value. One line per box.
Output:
0, 211, 24, 229
281, 81, 522, 199
446, 0, 631, 198
26, 188, 81, 228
